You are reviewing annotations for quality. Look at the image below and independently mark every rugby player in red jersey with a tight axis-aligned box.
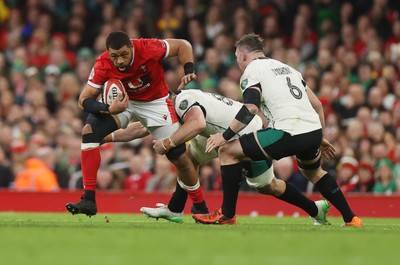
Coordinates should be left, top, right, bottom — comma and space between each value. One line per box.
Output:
66, 31, 208, 216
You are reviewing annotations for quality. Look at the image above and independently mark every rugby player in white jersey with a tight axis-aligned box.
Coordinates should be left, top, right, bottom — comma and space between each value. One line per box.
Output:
106, 89, 331, 225
203, 33, 362, 227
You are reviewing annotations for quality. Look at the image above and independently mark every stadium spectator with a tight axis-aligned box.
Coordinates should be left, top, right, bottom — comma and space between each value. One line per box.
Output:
97, 168, 124, 191
186, 18, 210, 61
273, 156, 308, 193
355, 160, 375, 192
42, 64, 60, 113
198, 161, 221, 191
145, 155, 176, 192
0, 145, 14, 188
204, 5, 225, 41
14, 147, 60, 192
123, 154, 152, 191
345, 119, 364, 151
373, 158, 398, 194
336, 156, 359, 193
332, 83, 366, 126
114, 143, 136, 174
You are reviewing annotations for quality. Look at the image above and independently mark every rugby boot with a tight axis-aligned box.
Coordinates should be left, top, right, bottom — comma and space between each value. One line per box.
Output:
140, 203, 184, 223
66, 197, 97, 217
343, 216, 363, 227
311, 199, 331, 225
193, 208, 236, 225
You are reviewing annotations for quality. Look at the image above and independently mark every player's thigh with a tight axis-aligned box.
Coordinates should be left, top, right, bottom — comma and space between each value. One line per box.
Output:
115, 100, 139, 129
218, 137, 249, 162
293, 130, 325, 182
239, 129, 288, 160
149, 122, 180, 140
294, 129, 323, 160
150, 123, 189, 161
189, 135, 218, 165
244, 160, 275, 189
241, 128, 322, 161
125, 96, 178, 129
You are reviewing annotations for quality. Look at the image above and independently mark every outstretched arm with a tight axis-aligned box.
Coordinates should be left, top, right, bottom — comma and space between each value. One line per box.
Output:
153, 107, 206, 155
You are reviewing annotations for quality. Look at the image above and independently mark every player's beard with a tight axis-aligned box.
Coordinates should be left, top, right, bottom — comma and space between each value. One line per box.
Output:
116, 55, 133, 72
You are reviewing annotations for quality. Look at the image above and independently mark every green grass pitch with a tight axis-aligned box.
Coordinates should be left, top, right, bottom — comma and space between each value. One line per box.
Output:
1, 213, 399, 265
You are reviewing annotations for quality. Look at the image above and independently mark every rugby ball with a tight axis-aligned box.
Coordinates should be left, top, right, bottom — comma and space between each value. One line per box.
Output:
102, 79, 126, 105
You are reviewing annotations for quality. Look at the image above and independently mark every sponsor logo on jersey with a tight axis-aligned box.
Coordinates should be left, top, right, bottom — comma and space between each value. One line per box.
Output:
240, 79, 248, 91
179, 99, 188, 110
128, 78, 144, 89
126, 74, 152, 92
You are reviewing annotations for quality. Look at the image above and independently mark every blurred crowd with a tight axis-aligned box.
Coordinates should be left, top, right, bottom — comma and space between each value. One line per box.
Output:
0, 0, 400, 195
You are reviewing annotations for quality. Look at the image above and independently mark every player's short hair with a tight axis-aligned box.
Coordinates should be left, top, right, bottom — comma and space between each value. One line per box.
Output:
235, 33, 265, 54
106, 31, 132, 50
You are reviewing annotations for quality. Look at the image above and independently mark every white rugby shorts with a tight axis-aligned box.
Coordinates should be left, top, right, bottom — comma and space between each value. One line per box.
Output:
117, 95, 179, 139
189, 135, 218, 164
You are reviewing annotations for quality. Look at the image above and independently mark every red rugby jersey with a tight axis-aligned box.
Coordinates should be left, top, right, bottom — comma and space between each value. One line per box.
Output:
88, 38, 170, 101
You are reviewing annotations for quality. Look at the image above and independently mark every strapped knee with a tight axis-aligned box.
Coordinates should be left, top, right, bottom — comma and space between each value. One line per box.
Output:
82, 114, 119, 143
177, 178, 200, 191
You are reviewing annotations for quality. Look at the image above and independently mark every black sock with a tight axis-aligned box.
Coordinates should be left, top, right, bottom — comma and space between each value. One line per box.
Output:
167, 181, 188, 213
192, 201, 208, 214
220, 163, 243, 218
315, 173, 355, 222
83, 190, 96, 202
276, 181, 317, 216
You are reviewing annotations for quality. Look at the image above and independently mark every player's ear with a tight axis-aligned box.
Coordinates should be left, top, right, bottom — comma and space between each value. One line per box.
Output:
241, 51, 248, 62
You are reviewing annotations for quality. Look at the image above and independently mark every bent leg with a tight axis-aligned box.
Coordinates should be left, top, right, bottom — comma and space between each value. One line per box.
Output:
166, 144, 209, 214
219, 163, 244, 218
66, 113, 120, 216
151, 124, 208, 213
165, 143, 207, 212
247, 165, 319, 217
81, 114, 119, 200
218, 139, 249, 166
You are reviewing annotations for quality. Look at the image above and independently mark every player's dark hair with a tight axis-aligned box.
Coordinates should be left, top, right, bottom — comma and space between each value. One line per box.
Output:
106, 31, 132, 50
235, 33, 265, 54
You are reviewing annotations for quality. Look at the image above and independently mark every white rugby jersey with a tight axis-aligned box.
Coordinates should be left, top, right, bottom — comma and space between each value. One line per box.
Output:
175, 89, 263, 138
239, 58, 321, 135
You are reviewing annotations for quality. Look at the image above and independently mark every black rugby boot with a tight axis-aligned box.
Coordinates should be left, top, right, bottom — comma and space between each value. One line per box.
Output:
66, 197, 97, 217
